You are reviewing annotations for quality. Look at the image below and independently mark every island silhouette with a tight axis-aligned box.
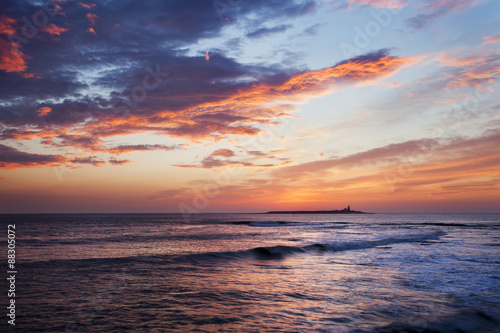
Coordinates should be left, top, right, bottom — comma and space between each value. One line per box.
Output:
266, 205, 371, 214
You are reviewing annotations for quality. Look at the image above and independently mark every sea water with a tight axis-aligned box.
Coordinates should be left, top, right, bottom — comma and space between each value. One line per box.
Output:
1, 213, 499, 332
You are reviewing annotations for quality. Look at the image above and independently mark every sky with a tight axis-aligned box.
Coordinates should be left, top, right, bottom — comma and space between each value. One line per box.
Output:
0, 0, 499, 214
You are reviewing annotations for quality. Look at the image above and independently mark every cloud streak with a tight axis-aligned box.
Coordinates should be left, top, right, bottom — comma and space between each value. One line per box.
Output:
406, 0, 476, 30
0, 144, 65, 169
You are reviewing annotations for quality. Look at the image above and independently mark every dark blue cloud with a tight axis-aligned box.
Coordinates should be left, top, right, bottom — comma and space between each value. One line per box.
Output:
246, 24, 293, 38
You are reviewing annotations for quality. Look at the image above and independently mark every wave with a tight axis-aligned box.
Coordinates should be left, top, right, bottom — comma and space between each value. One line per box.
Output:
194, 231, 447, 261
18, 231, 447, 267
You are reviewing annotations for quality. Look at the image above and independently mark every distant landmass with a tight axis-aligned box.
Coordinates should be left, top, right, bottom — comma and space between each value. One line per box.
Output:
266, 205, 371, 214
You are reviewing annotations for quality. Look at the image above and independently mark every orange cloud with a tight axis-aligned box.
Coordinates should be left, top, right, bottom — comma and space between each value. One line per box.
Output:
205, 51, 209, 61
86, 13, 99, 25
269, 130, 500, 200
37, 107, 52, 116
263, 53, 412, 97
0, 16, 28, 73
147, 51, 414, 141
0, 39, 28, 73
41, 23, 68, 36
210, 149, 234, 157
2, 51, 417, 163
169, 130, 500, 212
79, 2, 96, 9
88, 27, 97, 35
0, 16, 17, 35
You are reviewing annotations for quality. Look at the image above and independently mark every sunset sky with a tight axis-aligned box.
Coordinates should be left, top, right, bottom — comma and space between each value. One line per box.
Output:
1, 0, 499, 213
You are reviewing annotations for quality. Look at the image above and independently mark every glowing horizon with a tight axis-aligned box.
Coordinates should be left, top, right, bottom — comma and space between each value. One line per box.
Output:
1, 0, 500, 213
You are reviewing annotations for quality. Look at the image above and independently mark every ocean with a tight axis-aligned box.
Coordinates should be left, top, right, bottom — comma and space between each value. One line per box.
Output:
1, 213, 499, 332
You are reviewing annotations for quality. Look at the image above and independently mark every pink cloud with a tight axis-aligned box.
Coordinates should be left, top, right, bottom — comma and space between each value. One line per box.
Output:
482, 33, 500, 45
437, 49, 500, 89
349, 0, 409, 9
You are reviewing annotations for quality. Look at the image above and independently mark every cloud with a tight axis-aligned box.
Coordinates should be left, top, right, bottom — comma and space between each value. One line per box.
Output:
246, 24, 293, 39
0, 40, 28, 73
0, 0, 414, 170
437, 48, 500, 89
210, 149, 235, 157
0, 144, 66, 169
349, 0, 409, 9
174, 150, 294, 169
302, 23, 324, 36
78, 3, 96, 9
86, 13, 99, 25
247, 150, 266, 156
70, 156, 105, 166
41, 23, 68, 36
406, 0, 475, 31
275, 138, 439, 179
482, 33, 500, 45
0, 16, 17, 35
37, 107, 52, 116
434, 99, 457, 104
0, 16, 28, 73
104, 144, 182, 155
1, 48, 412, 160
48, 134, 102, 150
273, 129, 500, 190
109, 158, 131, 165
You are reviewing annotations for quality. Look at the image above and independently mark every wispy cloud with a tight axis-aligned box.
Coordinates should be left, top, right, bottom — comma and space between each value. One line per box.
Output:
246, 24, 293, 39
406, 0, 476, 31
482, 32, 500, 45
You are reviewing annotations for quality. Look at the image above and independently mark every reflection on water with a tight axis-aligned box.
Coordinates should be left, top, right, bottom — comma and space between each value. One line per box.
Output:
2, 213, 499, 332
